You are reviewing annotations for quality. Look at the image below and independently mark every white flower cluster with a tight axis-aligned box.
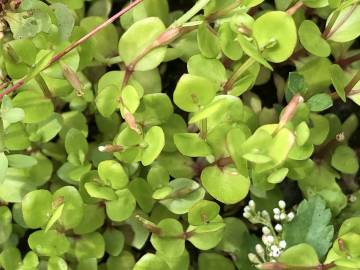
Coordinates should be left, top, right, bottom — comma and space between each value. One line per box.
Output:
244, 200, 296, 265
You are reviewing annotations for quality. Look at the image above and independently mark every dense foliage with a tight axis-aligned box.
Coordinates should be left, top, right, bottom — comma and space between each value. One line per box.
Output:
0, 0, 360, 269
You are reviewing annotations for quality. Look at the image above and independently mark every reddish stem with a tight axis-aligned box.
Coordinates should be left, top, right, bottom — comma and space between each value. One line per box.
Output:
336, 53, 360, 69
279, 95, 304, 128
286, 1, 304, 16
0, 0, 144, 100
325, 4, 357, 39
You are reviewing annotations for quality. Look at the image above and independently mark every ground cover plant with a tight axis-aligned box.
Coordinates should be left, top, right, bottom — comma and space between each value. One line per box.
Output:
0, 0, 360, 269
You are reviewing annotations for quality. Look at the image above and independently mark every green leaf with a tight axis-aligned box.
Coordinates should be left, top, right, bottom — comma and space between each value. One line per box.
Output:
187, 54, 226, 85
173, 74, 217, 112
74, 232, 105, 260
331, 145, 359, 174
4, 10, 51, 39
267, 167, 289, 184
330, 64, 347, 102
95, 85, 119, 118
65, 128, 88, 165
45, 203, 64, 232
1, 108, 25, 129
106, 251, 135, 270
295, 121, 310, 146
0, 206, 12, 244
104, 228, 125, 256
159, 178, 205, 214
299, 20, 331, 57
141, 126, 165, 166
303, 0, 328, 8
306, 93, 333, 112
105, 189, 136, 222
326, 5, 360, 43
12, 91, 54, 124
197, 23, 221, 58
47, 256, 68, 270
135, 93, 173, 126
133, 253, 170, 270
253, 11, 297, 63
53, 186, 84, 230
279, 244, 320, 266
0, 153, 8, 184
198, 253, 235, 270
333, 232, 360, 258
201, 165, 250, 204
119, 17, 167, 71
0, 247, 21, 270
188, 200, 220, 225
237, 34, 273, 70
98, 160, 129, 189
22, 189, 52, 228
122, 85, 140, 114
283, 196, 334, 259
27, 113, 63, 143
73, 203, 105, 235
174, 133, 211, 157
128, 177, 155, 213
47, 0, 84, 9
51, 3, 75, 41
150, 218, 185, 257
28, 230, 70, 257
84, 182, 117, 200
7, 154, 38, 168
218, 23, 243, 61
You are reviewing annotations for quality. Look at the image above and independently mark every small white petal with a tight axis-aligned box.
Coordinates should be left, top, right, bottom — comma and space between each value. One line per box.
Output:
244, 206, 251, 212
274, 214, 280, 220
280, 213, 287, 220
273, 208, 281, 215
275, 224, 283, 232
267, 235, 274, 244
278, 200, 286, 209
256, 244, 264, 255
270, 245, 279, 251
262, 227, 271, 235
287, 212, 295, 221
243, 212, 251, 218
279, 240, 287, 249
249, 200, 256, 209
98, 145, 106, 152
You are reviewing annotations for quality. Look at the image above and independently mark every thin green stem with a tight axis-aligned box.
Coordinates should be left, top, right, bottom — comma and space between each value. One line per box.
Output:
200, 119, 207, 139
170, 0, 211, 27
223, 57, 256, 92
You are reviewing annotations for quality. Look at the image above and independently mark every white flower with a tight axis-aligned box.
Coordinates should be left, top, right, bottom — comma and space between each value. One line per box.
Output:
261, 210, 270, 218
243, 212, 251, 218
278, 200, 286, 209
262, 235, 274, 246
249, 200, 256, 209
287, 212, 295, 221
267, 235, 274, 244
280, 213, 287, 220
279, 240, 287, 249
248, 253, 261, 264
273, 208, 281, 215
98, 145, 106, 152
244, 206, 251, 212
275, 224, 283, 232
262, 226, 271, 235
256, 244, 264, 256
274, 214, 280, 221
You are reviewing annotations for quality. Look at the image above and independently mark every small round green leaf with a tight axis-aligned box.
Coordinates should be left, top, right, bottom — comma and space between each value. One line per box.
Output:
299, 20, 330, 57
174, 74, 217, 112
331, 145, 359, 174
253, 11, 297, 63
105, 189, 136, 222
98, 160, 129, 189
22, 189, 52, 228
141, 126, 165, 166
28, 230, 70, 256
201, 165, 250, 204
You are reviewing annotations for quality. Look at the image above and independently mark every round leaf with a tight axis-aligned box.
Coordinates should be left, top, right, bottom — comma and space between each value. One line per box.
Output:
28, 230, 70, 257
253, 11, 297, 63
141, 126, 165, 166
105, 189, 136, 222
299, 20, 330, 57
201, 165, 250, 204
22, 189, 52, 228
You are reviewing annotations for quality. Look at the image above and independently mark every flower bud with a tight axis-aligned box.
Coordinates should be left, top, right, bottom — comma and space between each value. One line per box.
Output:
275, 224, 283, 232
248, 253, 261, 264
278, 200, 286, 209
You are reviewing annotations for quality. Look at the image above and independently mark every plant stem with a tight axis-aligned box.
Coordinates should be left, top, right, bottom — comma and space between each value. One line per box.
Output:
205, 0, 242, 21
286, 1, 304, 16
200, 119, 207, 139
324, 4, 357, 39
336, 53, 360, 68
345, 70, 360, 95
170, 0, 211, 27
223, 57, 256, 92
278, 95, 304, 129
216, 156, 234, 167
257, 262, 336, 270
0, 0, 144, 100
